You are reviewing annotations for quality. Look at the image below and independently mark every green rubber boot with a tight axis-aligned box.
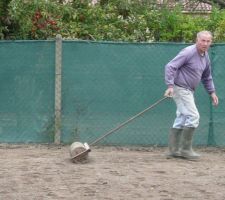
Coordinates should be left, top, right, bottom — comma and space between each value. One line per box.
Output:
180, 127, 200, 160
166, 128, 182, 158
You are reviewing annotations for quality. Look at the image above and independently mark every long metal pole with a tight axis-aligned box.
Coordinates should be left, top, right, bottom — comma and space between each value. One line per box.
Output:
90, 96, 169, 146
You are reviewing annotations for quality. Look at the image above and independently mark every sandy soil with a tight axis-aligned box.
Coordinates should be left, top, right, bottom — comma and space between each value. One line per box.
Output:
0, 144, 225, 200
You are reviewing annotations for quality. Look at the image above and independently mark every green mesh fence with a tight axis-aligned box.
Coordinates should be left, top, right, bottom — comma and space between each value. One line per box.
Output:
209, 44, 225, 146
0, 39, 225, 146
61, 41, 225, 146
0, 41, 55, 143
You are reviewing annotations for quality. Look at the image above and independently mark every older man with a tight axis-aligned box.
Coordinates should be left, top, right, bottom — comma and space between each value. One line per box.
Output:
164, 31, 219, 159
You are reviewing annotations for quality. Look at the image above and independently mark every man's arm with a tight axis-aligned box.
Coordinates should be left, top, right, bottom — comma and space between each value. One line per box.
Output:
165, 48, 188, 87
201, 57, 219, 106
164, 48, 188, 97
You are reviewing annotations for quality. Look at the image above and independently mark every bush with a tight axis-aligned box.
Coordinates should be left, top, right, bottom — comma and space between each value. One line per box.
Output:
3, 0, 225, 42
9, 0, 64, 39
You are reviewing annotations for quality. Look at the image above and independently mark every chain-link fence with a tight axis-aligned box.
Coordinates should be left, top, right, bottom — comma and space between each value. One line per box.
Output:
0, 38, 224, 146
0, 40, 55, 143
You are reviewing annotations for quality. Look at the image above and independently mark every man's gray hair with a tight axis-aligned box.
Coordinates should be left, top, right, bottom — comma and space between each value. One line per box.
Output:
197, 31, 213, 39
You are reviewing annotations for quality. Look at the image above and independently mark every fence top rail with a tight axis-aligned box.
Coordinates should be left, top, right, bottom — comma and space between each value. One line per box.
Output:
1, 39, 225, 46
0, 40, 55, 43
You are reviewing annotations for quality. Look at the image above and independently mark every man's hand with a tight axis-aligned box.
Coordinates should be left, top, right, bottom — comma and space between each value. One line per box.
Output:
211, 92, 219, 106
164, 87, 174, 97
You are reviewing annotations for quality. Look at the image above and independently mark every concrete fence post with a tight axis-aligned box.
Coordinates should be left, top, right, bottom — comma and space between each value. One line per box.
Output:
54, 34, 62, 144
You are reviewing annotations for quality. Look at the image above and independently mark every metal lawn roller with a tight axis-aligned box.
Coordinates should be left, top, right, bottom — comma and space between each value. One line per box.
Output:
69, 96, 169, 163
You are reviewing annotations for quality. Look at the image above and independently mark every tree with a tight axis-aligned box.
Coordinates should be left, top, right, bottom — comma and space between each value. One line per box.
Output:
0, 0, 12, 39
2, 0, 225, 41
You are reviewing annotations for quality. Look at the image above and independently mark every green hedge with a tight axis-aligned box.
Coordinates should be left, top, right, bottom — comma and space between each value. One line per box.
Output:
1, 0, 225, 42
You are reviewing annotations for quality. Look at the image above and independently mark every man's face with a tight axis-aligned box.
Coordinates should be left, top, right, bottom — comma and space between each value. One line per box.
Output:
196, 33, 212, 54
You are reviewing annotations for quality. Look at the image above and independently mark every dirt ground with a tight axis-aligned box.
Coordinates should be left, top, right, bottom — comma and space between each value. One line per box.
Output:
0, 144, 225, 200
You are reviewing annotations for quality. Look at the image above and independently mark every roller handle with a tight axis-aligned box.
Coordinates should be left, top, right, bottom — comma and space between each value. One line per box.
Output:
90, 96, 169, 146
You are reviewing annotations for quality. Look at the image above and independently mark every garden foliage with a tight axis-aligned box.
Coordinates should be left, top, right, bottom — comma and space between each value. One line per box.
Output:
1, 0, 225, 42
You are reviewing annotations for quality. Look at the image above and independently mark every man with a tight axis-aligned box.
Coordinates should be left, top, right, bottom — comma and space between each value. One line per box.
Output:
164, 31, 219, 160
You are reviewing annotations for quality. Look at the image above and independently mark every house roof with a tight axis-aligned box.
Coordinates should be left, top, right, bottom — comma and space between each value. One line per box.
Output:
90, 0, 212, 13
181, 0, 212, 13
157, 0, 212, 13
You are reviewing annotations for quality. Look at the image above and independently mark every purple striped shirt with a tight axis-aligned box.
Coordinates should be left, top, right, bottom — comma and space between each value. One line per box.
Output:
165, 44, 215, 94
